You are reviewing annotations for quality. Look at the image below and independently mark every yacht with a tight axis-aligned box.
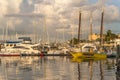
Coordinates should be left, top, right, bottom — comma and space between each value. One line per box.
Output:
0, 41, 41, 56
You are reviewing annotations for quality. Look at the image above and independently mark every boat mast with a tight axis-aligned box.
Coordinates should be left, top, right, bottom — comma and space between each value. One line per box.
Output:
90, 12, 93, 42
43, 17, 49, 44
71, 25, 75, 45
33, 20, 37, 43
78, 11, 81, 43
62, 27, 65, 43
100, 8, 104, 46
5, 21, 9, 41
2, 27, 5, 41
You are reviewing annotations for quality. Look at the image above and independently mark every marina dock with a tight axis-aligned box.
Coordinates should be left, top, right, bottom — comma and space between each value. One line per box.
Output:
21, 53, 72, 56
0, 53, 116, 58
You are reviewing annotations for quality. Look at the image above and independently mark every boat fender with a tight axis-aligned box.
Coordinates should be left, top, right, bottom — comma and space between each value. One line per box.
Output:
40, 53, 44, 57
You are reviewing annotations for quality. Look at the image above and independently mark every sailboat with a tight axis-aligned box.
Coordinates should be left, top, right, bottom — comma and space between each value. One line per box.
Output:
70, 10, 107, 59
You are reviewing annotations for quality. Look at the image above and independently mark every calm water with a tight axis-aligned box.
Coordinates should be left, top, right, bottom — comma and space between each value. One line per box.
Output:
0, 56, 117, 80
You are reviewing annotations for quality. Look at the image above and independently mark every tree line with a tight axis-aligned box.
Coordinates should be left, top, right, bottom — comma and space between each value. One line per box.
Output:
69, 30, 119, 45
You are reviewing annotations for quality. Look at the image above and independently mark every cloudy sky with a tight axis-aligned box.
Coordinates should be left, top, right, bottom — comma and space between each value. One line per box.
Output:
0, 0, 120, 42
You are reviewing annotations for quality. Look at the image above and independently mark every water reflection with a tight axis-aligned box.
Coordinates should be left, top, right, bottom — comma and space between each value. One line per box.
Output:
0, 57, 116, 80
71, 58, 116, 80
77, 63, 80, 80
116, 59, 120, 80
100, 61, 104, 80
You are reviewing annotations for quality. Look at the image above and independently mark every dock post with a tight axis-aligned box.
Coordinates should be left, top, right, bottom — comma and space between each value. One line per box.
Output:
0, 44, 1, 51
117, 45, 120, 61
116, 45, 120, 80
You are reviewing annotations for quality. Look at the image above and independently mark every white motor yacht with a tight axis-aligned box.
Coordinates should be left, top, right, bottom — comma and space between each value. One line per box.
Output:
0, 43, 41, 56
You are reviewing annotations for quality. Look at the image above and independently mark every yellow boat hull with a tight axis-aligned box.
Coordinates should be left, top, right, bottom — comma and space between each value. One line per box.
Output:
70, 52, 107, 59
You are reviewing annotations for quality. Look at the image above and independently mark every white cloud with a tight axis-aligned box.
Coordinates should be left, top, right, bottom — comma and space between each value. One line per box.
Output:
0, 0, 120, 40
0, 0, 22, 15
55, 0, 72, 5
0, 0, 22, 29
7, 0, 22, 13
105, 5, 120, 21
0, 1, 8, 16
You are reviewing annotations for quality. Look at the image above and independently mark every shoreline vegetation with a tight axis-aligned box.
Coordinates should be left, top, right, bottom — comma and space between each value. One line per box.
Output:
69, 30, 119, 45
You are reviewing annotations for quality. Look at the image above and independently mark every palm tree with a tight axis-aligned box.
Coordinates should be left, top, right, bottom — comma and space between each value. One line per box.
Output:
69, 37, 78, 45
105, 30, 117, 42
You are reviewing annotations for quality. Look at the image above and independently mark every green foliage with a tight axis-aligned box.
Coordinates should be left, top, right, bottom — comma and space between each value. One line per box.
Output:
69, 37, 78, 45
105, 30, 117, 42
96, 38, 100, 42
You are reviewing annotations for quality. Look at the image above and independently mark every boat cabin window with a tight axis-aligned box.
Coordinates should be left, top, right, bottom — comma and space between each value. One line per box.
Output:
84, 46, 95, 52
10, 44, 13, 46
14, 44, 16, 46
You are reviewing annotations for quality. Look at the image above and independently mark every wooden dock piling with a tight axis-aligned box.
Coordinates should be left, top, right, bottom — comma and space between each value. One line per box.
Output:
117, 45, 120, 58
116, 45, 120, 80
